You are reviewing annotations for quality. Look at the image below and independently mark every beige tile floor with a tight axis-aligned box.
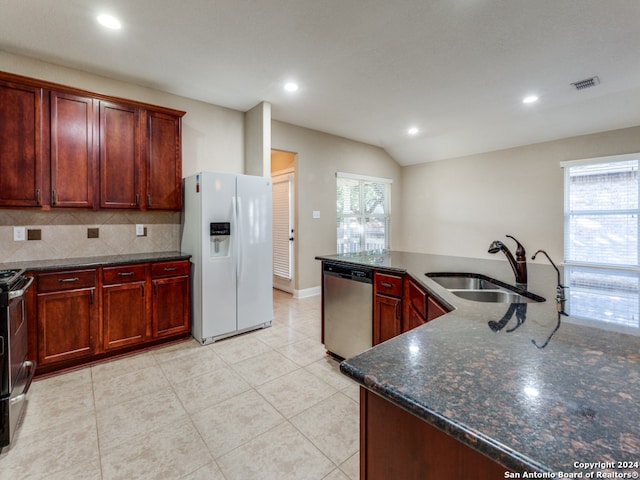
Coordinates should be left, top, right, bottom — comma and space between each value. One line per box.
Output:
0, 290, 360, 480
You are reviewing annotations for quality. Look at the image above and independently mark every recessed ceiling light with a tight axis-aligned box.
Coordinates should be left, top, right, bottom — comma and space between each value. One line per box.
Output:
284, 82, 299, 92
408, 127, 419, 135
522, 95, 539, 104
97, 14, 122, 30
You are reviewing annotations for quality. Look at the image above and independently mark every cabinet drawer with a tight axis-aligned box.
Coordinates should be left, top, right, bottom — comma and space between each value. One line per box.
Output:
103, 264, 147, 284
38, 269, 96, 292
375, 272, 403, 297
151, 260, 190, 278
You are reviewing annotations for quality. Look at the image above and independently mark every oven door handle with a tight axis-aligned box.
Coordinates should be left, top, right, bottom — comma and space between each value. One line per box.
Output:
8, 276, 34, 300
9, 361, 35, 406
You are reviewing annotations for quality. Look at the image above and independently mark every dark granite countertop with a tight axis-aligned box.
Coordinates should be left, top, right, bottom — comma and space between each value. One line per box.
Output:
0, 251, 191, 272
317, 251, 640, 476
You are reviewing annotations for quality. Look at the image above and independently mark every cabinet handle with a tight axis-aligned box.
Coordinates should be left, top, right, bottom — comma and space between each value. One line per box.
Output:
117, 272, 135, 276
90, 289, 94, 305
52, 189, 57, 206
153, 281, 157, 296
141, 284, 145, 297
394, 300, 400, 321
147, 194, 151, 207
381, 281, 394, 288
58, 277, 79, 283
163, 267, 177, 272
135, 193, 140, 206
36, 188, 41, 205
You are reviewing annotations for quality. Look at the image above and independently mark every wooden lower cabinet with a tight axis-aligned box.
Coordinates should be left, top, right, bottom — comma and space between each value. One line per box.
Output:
37, 286, 98, 366
373, 271, 403, 345
374, 294, 402, 344
360, 388, 506, 479
428, 295, 449, 321
103, 282, 147, 350
405, 303, 426, 331
152, 274, 189, 337
102, 264, 148, 351
34, 260, 190, 375
403, 276, 449, 331
371, 271, 451, 345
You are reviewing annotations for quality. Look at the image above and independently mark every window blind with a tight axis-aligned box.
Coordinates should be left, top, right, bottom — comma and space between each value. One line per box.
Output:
336, 173, 390, 253
563, 154, 640, 327
272, 175, 292, 279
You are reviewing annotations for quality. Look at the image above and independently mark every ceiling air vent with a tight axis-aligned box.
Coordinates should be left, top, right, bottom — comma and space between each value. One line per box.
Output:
571, 76, 600, 90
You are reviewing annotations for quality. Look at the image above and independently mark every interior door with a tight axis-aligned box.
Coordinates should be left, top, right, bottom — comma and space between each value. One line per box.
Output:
272, 171, 295, 293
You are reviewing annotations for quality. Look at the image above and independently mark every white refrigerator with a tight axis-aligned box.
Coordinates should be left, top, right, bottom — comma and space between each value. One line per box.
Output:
182, 172, 273, 344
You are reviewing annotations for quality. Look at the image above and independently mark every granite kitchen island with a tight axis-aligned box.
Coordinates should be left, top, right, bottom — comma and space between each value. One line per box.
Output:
317, 251, 640, 479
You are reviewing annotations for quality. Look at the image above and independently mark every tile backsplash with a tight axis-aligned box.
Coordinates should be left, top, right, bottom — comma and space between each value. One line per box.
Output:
0, 210, 181, 263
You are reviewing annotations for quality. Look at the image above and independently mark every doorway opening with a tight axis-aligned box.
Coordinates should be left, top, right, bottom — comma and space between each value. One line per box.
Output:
271, 149, 297, 294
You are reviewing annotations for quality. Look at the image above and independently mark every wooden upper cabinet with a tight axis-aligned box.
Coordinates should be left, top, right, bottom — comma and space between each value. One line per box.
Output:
0, 79, 44, 207
99, 101, 141, 209
0, 71, 185, 210
145, 110, 182, 210
50, 91, 97, 208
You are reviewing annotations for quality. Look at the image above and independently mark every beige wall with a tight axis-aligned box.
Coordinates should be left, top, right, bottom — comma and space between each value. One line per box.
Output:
0, 51, 245, 176
5, 51, 640, 290
244, 102, 271, 177
272, 121, 403, 292
399, 125, 640, 263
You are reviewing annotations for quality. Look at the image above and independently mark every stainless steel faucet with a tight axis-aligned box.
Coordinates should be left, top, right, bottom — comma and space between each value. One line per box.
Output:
488, 235, 528, 288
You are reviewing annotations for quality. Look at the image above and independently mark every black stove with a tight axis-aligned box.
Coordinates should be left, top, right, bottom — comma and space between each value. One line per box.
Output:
0, 269, 25, 292
0, 266, 34, 452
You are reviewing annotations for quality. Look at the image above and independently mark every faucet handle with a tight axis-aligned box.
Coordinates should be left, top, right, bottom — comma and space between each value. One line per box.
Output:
505, 235, 526, 259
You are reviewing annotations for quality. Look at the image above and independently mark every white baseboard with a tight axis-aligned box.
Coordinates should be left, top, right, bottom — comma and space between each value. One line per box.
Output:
294, 286, 321, 298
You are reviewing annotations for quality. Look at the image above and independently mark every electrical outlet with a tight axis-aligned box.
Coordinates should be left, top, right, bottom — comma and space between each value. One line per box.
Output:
27, 229, 42, 240
13, 226, 26, 241
136, 224, 145, 236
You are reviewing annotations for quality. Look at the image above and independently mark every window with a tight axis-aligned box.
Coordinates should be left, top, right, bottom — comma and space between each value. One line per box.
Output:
562, 153, 639, 327
336, 172, 391, 254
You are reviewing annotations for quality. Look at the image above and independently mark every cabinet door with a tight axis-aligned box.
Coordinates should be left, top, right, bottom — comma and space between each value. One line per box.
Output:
0, 80, 44, 207
427, 296, 449, 321
145, 110, 182, 210
37, 288, 98, 365
374, 294, 401, 345
152, 275, 189, 337
103, 282, 147, 350
50, 91, 97, 208
99, 101, 141, 208
405, 304, 427, 331
361, 388, 507, 480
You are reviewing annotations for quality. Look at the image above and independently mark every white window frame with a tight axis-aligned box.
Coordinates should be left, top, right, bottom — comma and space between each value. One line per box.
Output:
561, 152, 640, 328
336, 172, 392, 254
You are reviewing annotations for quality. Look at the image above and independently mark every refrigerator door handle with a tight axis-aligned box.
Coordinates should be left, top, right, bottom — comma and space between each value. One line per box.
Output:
235, 195, 243, 282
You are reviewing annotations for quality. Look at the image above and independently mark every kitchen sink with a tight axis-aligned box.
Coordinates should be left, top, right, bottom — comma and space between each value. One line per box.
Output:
450, 289, 533, 303
427, 275, 500, 290
426, 272, 545, 304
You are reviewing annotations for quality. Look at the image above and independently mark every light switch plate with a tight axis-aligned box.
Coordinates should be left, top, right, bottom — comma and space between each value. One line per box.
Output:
313, 210, 320, 219
136, 224, 145, 236
13, 226, 26, 241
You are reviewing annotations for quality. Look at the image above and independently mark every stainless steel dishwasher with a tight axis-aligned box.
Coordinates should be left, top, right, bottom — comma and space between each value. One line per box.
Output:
323, 262, 373, 359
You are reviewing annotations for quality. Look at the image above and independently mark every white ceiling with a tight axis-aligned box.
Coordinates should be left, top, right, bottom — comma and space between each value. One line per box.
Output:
1, 0, 639, 166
